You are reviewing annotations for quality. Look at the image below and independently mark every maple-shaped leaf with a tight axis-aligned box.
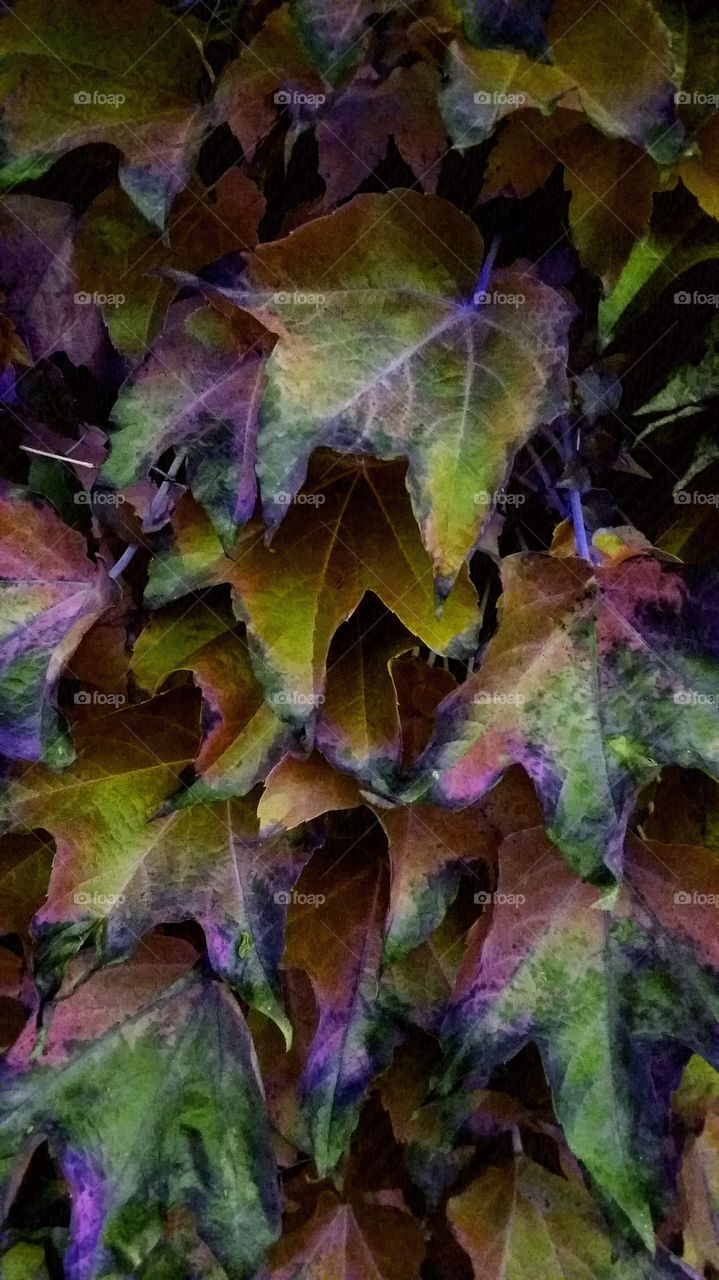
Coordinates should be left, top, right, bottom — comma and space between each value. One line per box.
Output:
481, 110, 663, 290
147, 456, 480, 736
438, 828, 719, 1243
75, 171, 264, 359
0, 951, 280, 1279
285, 840, 401, 1174
440, 41, 575, 150
448, 1157, 656, 1279
546, 0, 683, 161
409, 551, 719, 878
131, 601, 289, 805
0, 196, 107, 373
316, 63, 446, 204
106, 300, 268, 545
0, 0, 215, 228
0, 487, 114, 766
171, 191, 575, 592
4, 688, 320, 1037
216, 7, 328, 159
269, 1188, 424, 1279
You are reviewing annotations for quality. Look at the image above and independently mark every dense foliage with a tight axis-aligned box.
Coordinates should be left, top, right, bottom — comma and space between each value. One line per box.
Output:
0, 0, 718, 1276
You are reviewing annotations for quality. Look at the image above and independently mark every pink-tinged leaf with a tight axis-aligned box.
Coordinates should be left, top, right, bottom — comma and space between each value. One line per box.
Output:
0, 950, 280, 1280
410, 551, 719, 878
439, 828, 719, 1244
0, 487, 115, 765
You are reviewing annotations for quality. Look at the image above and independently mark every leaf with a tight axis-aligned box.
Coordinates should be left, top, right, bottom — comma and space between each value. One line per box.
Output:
678, 115, 719, 220
288, 0, 397, 80
378, 802, 495, 964
3, 688, 202, 994
482, 110, 664, 289
258, 751, 363, 834
0, 196, 107, 372
439, 828, 719, 1243
598, 197, 719, 346
448, 1157, 625, 1279
285, 844, 400, 1173
269, 1189, 425, 1279
106, 299, 268, 544
147, 456, 481, 735
176, 191, 575, 591
75, 171, 264, 359
410, 551, 719, 878
635, 311, 719, 429
216, 6, 328, 158
316, 63, 446, 203
0, 0, 214, 228
0, 956, 280, 1279
0, 487, 114, 765
454, 0, 551, 55
316, 604, 411, 784
546, 0, 683, 161
0, 832, 53, 941
131, 601, 289, 804
679, 1113, 719, 1272
440, 41, 575, 151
